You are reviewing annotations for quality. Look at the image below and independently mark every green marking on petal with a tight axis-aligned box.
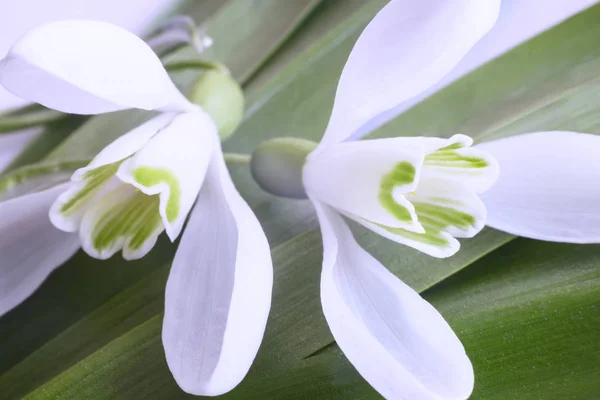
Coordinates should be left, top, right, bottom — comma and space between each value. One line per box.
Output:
413, 202, 476, 231
374, 200, 476, 249
60, 162, 120, 216
133, 167, 181, 223
425, 145, 488, 169
377, 223, 450, 247
378, 161, 416, 223
91, 191, 163, 253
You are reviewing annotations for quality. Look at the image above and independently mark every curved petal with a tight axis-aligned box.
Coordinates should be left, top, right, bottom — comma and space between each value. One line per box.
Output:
347, 177, 486, 258
422, 134, 499, 193
312, 199, 473, 399
117, 112, 216, 241
162, 147, 273, 396
356, 215, 459, 258
478, 131, 600, 243
318, 0, 500, 149
78, 183, 165, 260
304, 138, 425, 232
0, 183, 80, 316
49, 113, 174, 232
0, 20, 195, 115
411, 178, 486, 239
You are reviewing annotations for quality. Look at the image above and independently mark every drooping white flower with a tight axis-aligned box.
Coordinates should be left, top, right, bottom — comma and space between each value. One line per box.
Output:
251, 1, 600, 399
0, 20, 271, 396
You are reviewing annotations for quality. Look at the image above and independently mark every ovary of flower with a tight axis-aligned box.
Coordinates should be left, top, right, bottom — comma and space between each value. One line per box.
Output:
303, 134, 498, 258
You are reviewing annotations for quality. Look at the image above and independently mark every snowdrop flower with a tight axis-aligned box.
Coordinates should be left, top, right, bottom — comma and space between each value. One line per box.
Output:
0, 20, 271, 395
250, 1, 600, 399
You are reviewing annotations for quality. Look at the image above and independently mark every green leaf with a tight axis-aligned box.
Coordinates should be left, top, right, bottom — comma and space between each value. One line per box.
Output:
2, 1, 600, 399
0, 106, 65, 134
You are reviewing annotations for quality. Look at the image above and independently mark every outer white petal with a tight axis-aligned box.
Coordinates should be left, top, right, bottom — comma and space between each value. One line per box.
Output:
479, 131, 600, 243
0, 20, 195, 115
162, 147, 273, 396
117, 112, 216, 241
318, 0, 500, 148
304, 138, 425, 232
0, 183, 80, 316
50, 113, 175, 232
312, 199, 473, 399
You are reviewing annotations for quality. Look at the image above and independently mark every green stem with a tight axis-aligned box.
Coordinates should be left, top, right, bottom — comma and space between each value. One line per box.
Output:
0, 108, 66, 133
223, 152, 251, 165
164, 58, 230, 75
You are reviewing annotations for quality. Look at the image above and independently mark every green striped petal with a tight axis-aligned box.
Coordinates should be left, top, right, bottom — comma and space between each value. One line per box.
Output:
117, 111, 216, 241
49, 162, 120, 232
49, 114, 174, 232
350, 214, 459, 258
410, 178, 485, 238
304, 138, 425, 232
349, 178, 485, 258
79, 184, 164, 260
421, 134, 498, 193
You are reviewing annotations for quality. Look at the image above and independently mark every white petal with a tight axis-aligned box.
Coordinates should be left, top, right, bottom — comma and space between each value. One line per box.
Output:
318, 0, 500, 148
0, 20, 195, 115
312, 199, 473, 399
479, 131, 600, 243
422, 134, 499, 193
117, 112, 216, 241
0, 183, 80, 316
304, 138, 425, 232
49, 113, 174, 232
163, 148, 272, 396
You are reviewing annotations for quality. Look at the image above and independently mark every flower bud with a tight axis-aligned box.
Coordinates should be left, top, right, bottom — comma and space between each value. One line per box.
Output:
188, 70, 244, 141
250, 138, 317, 199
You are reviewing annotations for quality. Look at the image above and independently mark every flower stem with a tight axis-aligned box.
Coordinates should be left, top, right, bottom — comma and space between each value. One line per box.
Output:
164, 58, 230, 75
223, 152, 251, 165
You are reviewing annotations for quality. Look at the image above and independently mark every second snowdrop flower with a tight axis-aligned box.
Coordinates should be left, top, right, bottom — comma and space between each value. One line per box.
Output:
0, 20, 270, 396
251, 1, 502, 399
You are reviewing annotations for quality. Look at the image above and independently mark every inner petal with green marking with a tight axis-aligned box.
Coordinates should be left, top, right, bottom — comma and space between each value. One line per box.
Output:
132, 166, 181, 224
424, 141, 489, 169
79, 184, 165, 260
60, 162, 120, 217
370, 156, 488, 257
420, 134, 499, 193
49, 161, 124, 232
378, 161, 417, 224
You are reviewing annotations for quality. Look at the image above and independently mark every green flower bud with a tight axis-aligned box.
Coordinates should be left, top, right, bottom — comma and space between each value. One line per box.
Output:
250, 138, 318, 199
189, 70, 244, 141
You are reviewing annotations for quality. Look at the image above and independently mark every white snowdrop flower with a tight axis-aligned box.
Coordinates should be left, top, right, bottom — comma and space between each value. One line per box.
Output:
252, 1, 600, 399
0, 20, 271, 396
